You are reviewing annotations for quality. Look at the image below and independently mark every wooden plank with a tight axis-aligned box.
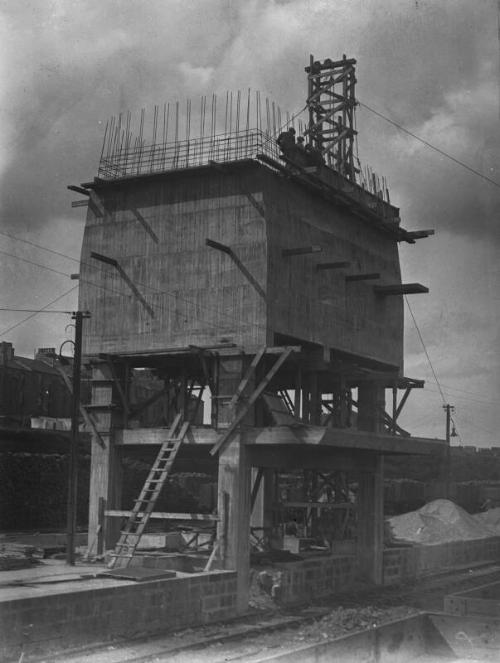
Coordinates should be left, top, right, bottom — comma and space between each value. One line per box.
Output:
105, 510, 218, 521
71, 200, 88, 208
115, 426, 218, 446
374, 283, 429, 295
282, 501, 354, 509
204, 541, 220, 571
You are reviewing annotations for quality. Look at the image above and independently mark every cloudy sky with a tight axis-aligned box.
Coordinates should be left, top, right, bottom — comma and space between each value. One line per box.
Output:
0, 0, 498, 446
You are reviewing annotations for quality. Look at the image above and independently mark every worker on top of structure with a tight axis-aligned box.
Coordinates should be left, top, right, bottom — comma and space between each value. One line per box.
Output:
305, 142, 325, 167
276, 127, 296, 158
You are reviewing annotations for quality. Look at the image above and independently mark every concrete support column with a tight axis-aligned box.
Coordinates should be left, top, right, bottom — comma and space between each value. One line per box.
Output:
87, 362, 124, 554
356, 381, 385, 584
357, 456, 384, 584
358, 383, 385, 433
217, 435, 251, 613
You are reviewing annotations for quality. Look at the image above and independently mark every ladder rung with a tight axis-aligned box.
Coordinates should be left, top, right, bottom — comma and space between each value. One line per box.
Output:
111, 417, 188, 564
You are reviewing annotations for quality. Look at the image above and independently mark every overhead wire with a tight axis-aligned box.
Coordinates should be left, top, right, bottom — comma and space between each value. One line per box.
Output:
0, 233, 271, 336
404, 295, 447, 404
0, 308, 74, 313
404, 295, 466, 443
358, 101, 500, 189
0, 286, 79, 337
2, 92, 497, 363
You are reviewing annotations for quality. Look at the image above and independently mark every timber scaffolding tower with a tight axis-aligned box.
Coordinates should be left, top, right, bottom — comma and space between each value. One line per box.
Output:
71, 55, 443, 611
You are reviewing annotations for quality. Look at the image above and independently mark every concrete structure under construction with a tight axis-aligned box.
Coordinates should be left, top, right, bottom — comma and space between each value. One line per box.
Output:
73, 56, 444, 611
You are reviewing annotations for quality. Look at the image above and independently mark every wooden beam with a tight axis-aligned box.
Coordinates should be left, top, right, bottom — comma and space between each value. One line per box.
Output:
402, 229, 435, 240
316, 261, 351, 270
105, 510, 218, 521
130, 207, 159, 243
115, 424, 446, 456
282, 501, 354, 510
227, 346, 267, 409
206, 239, 266, 300
91, 252, 155, 316
71, 199, 88, 208
374, 283, 429, 296
250, 467, 264, 511
91, 251, 117, 267
205, 238, 232, 255
282, 246, 322, 257
395, 386, 412, 420
67, 184, 90, 196
345, 273, 380, 282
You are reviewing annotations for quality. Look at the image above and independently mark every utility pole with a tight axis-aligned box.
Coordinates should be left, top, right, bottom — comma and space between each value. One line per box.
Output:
443, 404, 455, 500
66, 311, 90, 565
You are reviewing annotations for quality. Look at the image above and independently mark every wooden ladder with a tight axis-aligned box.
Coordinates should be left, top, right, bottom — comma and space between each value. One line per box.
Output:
108, 413, 189, 568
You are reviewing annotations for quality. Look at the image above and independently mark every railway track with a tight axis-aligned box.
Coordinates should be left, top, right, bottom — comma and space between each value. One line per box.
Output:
47, 563, 500, 663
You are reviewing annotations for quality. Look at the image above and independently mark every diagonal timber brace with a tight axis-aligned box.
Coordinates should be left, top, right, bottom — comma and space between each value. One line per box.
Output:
210, 346, 297, 456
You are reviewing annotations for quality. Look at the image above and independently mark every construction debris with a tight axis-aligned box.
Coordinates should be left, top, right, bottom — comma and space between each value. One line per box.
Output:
0, 542, 43, 571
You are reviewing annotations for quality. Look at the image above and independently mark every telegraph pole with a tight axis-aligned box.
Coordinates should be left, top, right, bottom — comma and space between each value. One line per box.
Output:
443, 404, 455, 500
66, 311, 89, 565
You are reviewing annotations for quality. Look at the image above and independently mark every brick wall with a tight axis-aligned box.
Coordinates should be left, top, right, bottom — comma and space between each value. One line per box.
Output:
273, 555, 357, 604
383, 536, 500, 586
0, 570, 237, 662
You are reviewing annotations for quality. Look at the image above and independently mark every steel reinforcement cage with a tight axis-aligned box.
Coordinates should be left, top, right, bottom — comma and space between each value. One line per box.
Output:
98, 129, 281, 180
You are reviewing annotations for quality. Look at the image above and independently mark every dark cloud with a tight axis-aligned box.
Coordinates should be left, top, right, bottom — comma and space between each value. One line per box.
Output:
0, 0, 498, 443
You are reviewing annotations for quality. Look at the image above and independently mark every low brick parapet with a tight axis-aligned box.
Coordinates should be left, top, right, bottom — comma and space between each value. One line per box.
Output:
0, 570, 237, 662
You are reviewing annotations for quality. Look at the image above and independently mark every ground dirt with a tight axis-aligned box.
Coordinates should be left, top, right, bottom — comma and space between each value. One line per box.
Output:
38, 563, 500, 663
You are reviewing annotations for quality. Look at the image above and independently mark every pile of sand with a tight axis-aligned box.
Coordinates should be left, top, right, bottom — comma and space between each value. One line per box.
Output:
473, 507, 500, 534
386, 499, 495, 544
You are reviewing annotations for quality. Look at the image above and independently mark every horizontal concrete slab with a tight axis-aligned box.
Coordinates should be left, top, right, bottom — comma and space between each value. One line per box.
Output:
116, 425, 445, 456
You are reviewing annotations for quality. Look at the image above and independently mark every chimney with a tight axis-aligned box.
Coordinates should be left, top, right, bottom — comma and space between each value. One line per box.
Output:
35, 347, 57, 366
0, 342, 14, 365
